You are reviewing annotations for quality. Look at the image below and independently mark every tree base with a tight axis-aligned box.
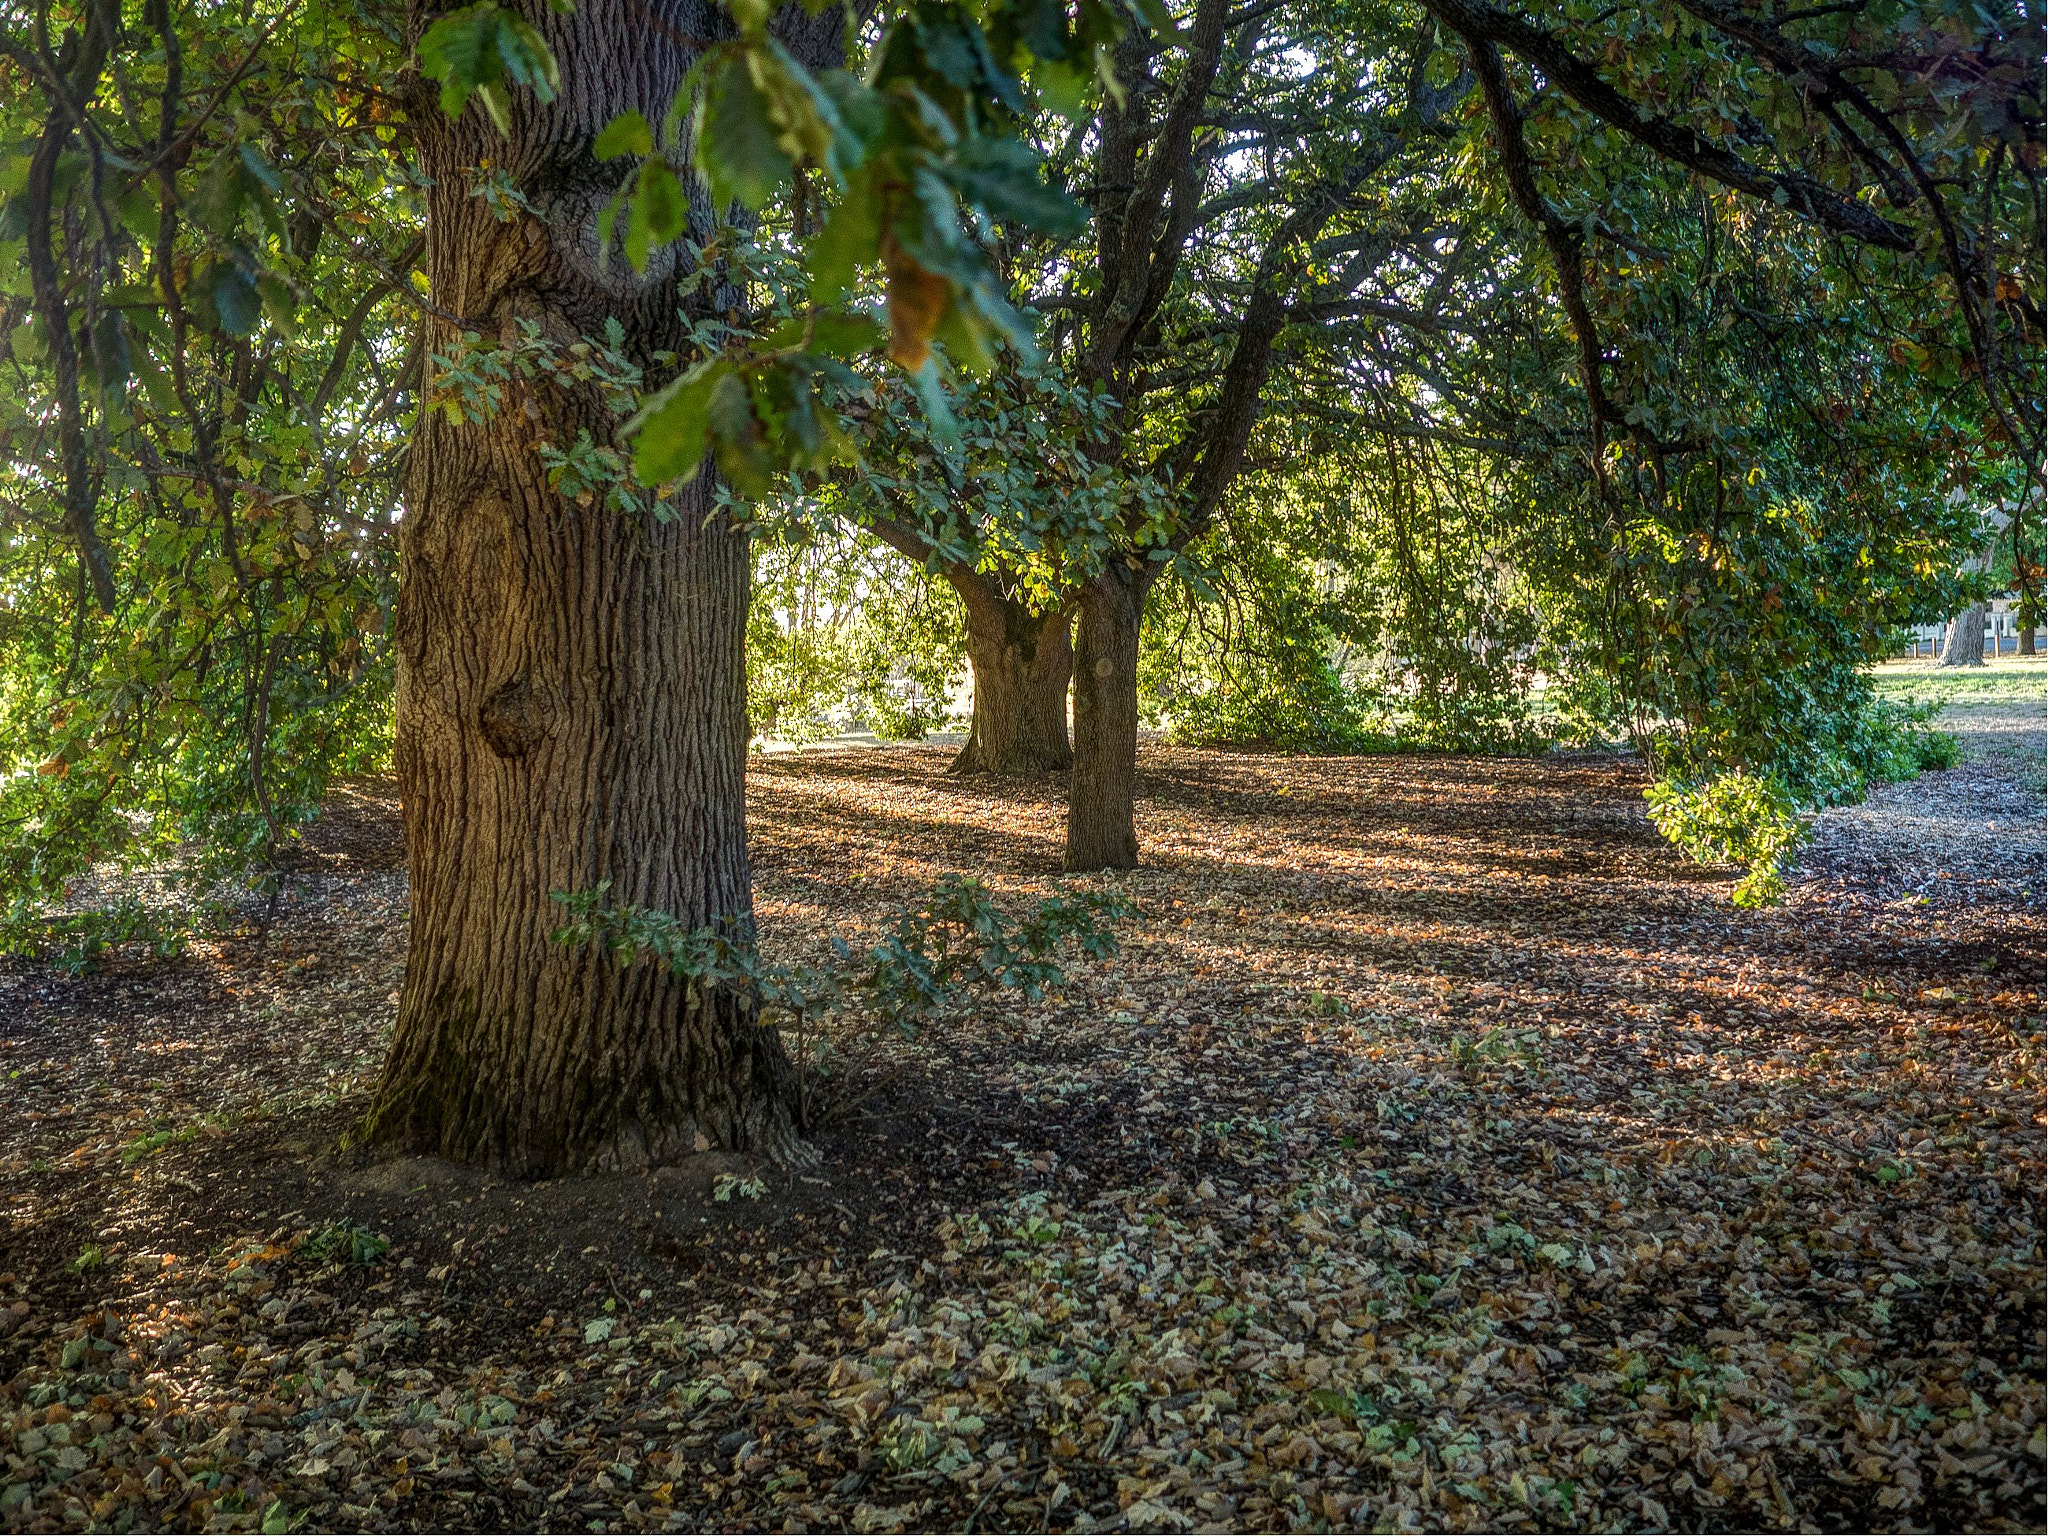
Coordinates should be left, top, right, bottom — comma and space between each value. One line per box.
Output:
946, 740, 1073, 777
362, 996, 810, 1179
1063, 845, 1139, 873
359, 1090, 813, 1177
949, 603, 1075, 779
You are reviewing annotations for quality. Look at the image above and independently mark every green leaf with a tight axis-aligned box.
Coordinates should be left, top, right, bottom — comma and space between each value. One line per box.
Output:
418, 4, 559, 131
496, 14, 562, 99
188, 257, 260, 336
808, 178, 880, 303
236, 142, 283, 194
256, 271, 298, 338
472, 82, 513, 133
623, 159, 687, 273
626, 358, 727, 483
1014, 0, 1073, 61
128, 340, 182, 416
1033, 56, 1092, 119
762, 311, 882, 358
906, 356, 958, 447
707, 369, 774, 495
188, 150, 251, 238
755, 38, 856, 170
213, 265, 260, 336
912, 13, 1021, 111
813, 67, 886, 164
949, 135, 1087, 236
594, 109, 655, 161
696, 52, 793, 210
87, 309, 131, 388
419, 5, 503, 120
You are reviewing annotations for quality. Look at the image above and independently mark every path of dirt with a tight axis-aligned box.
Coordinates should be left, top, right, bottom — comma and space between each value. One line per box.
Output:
1798, 659, 2046, 912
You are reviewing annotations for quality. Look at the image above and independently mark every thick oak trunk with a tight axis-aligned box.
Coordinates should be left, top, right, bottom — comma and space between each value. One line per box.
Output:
1066, 567, 1145, 871
2021, 624, 2036, 657
949, 576, 1072, 776
364, 0, 801, 1174
1938, 602, 1987, 667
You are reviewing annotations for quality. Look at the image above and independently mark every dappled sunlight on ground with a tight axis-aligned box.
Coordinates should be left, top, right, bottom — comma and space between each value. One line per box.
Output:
1, 744, 2041, 1532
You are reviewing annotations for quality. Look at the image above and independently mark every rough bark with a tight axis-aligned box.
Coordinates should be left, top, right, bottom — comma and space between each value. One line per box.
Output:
860, 513, 1073, 776
1938, 602, 1987, 667
364, 0, 805, 1175
949, 576, 1072, 776
2015, 547, 2043, 656
1066, 566, 1146, 871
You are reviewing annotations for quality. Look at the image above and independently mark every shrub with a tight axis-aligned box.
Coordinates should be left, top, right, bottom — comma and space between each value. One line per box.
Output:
0, 895, 223, 976
1854, 699, 1962, 782
552, 874, 1135, 1124
554, 874, 1131, 1036
1167, 664, 1399, 755
1645, 770, 1806, 907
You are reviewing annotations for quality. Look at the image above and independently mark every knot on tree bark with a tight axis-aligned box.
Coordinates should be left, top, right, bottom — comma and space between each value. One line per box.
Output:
477, 675, 552, 758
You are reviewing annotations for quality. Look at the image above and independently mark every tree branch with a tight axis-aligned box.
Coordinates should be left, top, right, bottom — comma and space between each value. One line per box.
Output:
1412, 0, 1917, 250
21, 5, 117, 611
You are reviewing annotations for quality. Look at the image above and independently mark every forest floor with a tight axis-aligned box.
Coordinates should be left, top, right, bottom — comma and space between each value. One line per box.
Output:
2, 689, 2043, 1532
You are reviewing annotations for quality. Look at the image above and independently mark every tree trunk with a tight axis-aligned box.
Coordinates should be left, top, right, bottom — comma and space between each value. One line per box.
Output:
363, 0, 802, 1175
1066, 566, 1146, 871
1938, 602, 1987, 667
2016, 550, 2042, 656
949, 575, 1072, 776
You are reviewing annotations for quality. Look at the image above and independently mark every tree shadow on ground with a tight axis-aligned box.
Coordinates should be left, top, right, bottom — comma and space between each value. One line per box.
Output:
1, 744, 2040, 1533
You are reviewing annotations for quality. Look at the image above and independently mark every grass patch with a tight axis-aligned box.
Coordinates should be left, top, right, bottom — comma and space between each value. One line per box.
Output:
1869, 657, 2048, 709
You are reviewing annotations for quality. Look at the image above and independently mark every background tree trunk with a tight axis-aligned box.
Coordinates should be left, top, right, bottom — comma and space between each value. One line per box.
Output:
2015, 548, 2043, 655
364, 0, 804, 1175
1938, 602, 1987, 667
1066, 567, 1146, 871
948, 575, 1072, 775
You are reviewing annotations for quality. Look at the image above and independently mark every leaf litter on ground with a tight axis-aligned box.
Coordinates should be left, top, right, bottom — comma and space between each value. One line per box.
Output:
1, 745, 2041, 1533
